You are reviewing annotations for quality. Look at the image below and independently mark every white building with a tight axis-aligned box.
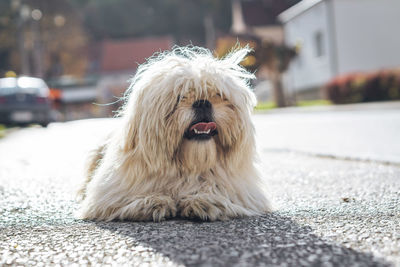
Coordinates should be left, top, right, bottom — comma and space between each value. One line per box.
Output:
279, 0, 400, 98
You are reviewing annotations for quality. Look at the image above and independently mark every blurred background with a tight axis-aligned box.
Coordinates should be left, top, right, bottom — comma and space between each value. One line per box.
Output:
0, 0, 400, 124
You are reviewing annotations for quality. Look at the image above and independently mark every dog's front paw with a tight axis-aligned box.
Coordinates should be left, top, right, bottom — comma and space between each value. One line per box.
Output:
178, 196, 228, 221
141, 195, 177, 222
94, 195, 177, 222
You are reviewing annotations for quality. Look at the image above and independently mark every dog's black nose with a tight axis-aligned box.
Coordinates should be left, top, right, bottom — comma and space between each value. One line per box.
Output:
192, 99, 211, 109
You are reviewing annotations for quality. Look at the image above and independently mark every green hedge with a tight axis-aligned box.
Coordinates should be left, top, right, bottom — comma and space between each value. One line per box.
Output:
324, 70, 400, 104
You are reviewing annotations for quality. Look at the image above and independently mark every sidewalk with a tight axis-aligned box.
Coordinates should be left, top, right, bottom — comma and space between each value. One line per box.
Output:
258, 100, 400, 114
254, 101, 400, 164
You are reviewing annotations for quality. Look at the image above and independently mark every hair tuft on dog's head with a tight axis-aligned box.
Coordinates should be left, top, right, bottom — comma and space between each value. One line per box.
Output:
118, 46, 256, 116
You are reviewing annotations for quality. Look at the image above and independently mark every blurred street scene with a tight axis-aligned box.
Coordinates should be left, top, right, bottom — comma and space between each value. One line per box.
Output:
1, 0, 399, 123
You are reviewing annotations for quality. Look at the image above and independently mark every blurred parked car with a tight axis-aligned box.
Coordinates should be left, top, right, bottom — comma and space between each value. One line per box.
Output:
0, 77, 53, 126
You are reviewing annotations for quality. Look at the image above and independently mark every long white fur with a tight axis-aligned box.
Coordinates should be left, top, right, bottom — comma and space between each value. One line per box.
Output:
77, 46, 271, 222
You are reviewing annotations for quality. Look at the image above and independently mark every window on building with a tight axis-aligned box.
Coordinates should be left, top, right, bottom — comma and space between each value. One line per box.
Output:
314, 31, 324, 57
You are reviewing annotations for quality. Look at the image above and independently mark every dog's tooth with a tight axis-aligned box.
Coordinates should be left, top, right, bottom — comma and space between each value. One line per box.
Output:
193, 129, 212, 135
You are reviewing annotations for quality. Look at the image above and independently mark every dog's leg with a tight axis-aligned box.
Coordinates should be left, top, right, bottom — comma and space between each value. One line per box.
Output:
76, 143, 106, 201
118, 194, 177, 222
178, 194, 228, 221
178, 193, 257, 221
79, 194, 177, 222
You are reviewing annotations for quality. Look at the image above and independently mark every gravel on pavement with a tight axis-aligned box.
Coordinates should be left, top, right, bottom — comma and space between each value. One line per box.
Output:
0, 115, 399, 266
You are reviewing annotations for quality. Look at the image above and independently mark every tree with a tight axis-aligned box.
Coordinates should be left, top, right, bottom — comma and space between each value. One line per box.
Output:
215, 36, 296, 108
0, 0, 88, 78
254, 41, 297, 107
0, 1, 18, 76
69, 0, 231, 45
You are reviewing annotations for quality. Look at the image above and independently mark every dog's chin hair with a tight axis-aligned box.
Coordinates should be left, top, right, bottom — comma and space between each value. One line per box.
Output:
178, 139, 217, 174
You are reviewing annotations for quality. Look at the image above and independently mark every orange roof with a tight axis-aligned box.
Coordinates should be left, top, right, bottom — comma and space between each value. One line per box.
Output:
100, 36, 174, 72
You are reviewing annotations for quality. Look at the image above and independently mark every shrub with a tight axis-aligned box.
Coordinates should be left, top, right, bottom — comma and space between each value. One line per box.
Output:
324, 69, 400, 104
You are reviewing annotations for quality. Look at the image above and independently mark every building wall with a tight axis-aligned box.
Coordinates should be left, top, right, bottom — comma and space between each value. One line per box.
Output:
283, 1, 333, 92
333, 0, 400, 75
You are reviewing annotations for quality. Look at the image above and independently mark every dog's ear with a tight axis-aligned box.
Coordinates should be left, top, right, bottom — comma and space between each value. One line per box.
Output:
119, 87, 172, 169
222, 46, 252, 65
119, 91, 142, 152
122, 117, 138, 151
221, 46, 255, 81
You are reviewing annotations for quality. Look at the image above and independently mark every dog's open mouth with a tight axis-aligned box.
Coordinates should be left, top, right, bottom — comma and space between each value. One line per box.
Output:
184, 121, 218, 140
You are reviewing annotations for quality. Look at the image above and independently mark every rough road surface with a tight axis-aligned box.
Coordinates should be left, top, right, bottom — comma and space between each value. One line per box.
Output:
1, 108, 399, 266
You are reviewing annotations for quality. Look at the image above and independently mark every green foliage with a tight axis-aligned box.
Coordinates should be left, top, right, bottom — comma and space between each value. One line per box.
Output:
255, 99, 331, 111
0, 1, 17, 75
0, 124, 6, 138
297, 99, 332, 107
255, 101, 276, 111
0, 0, 87, 76
325, 70, 400, 104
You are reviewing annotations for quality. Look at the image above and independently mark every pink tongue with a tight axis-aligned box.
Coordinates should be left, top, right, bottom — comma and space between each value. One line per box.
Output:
190, 122, 217, 132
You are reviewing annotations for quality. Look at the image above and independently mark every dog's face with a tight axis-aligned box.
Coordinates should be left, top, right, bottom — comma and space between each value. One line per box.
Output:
121, 48, 256, 175
174, 89, 232, 141
164, 88, 244, 173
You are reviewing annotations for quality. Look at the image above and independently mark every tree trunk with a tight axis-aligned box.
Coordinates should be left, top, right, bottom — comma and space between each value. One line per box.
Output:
204, 13, 216, 50
272, 73, 286, 108
17, 16, 30, 75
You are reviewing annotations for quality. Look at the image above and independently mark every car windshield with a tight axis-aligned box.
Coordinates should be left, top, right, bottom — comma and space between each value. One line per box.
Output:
0, 86, 43, 96
0, 77, 49, 96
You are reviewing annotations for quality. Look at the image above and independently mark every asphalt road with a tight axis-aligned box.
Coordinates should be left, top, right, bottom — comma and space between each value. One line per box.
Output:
1, 107, 399, 266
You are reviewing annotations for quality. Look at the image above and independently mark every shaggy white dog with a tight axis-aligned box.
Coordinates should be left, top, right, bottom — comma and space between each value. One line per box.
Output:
77, 46, 271, 222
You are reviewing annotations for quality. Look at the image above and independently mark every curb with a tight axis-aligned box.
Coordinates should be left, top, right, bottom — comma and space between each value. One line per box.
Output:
255, 100, 400, 115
